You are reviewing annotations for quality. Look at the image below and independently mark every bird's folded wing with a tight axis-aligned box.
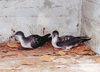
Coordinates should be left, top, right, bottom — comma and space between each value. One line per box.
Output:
57, 37, 81, 47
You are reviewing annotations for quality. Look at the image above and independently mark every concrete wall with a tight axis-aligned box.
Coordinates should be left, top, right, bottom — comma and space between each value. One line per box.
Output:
81, 0, 100, 54
0, 0, 82, 42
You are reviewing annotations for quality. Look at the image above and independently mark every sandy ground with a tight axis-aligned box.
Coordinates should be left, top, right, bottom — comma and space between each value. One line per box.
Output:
0, 41, 99, 72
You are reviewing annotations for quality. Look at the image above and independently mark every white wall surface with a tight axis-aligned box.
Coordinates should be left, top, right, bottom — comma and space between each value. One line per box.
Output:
0, 0, 82, 42
81, 0, 100, 54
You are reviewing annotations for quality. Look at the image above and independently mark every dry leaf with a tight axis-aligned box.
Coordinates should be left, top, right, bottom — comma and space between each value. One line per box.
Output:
56, 51, 66, 55
0, 55, 3, 58
20, 61, 36, 65
88, 56, 95, 59
71, 46, 96, 55
6, 51, 17, 55
7, 42, 22, 48
53, 58, 73, 64
66, 59, 73, 64
17, 51, 27, 58
95, 58, 100, 63
39, 55, 56, 62
53, 58, 67, 64
61, 49, 70, 52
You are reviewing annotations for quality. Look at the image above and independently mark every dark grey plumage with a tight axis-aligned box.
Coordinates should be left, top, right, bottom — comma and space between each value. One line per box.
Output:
15, 31, 51, 48
52, 30, 91, 49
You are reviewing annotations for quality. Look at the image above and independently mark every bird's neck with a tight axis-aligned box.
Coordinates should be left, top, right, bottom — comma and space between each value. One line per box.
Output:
17, 36, 25, 43
52, 35, 61, 48
52, 35, 58, 44
17, 36, 32, 48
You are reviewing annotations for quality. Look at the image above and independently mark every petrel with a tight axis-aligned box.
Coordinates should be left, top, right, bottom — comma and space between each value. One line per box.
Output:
51, 30, 91, 49
14, 31, 51, 48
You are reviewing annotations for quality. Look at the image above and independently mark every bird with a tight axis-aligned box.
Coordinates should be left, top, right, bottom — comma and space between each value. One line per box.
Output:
51, 30, 91, 49
14, 31, 51, 48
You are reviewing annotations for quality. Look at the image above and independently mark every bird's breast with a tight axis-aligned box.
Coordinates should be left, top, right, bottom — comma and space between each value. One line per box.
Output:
52, 37, 61, 48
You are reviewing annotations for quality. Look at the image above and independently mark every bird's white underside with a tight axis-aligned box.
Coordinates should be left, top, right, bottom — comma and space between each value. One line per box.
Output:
52, 36, 61, 48
15, 35, 32, 48
52, 36, 73, 49
65, 46, 72, 49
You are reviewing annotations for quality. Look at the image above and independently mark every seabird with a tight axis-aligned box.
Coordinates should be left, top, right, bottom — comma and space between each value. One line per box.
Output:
14, 31, 51, 48
51, 30, 91, 49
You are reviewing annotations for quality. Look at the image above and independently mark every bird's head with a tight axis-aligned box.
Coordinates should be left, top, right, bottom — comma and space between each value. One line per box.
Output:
52, 30, 59, 38
15, 31, 24, 37
14, 31, 25, 41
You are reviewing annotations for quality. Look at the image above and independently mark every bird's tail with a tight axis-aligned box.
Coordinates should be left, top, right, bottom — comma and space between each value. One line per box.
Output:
77, 36, 91, 42
42, 33, 52, 42
43, 34, 51, 38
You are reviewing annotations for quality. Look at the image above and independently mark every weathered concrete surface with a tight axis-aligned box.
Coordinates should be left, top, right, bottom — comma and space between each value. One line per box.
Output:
0, 55, 100, 72
81, 0, 100, 54
0, 0, 82, 42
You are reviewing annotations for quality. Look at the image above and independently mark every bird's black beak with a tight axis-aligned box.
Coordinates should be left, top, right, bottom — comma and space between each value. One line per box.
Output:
10, 34, 15, 38
10, 34, 18, 41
